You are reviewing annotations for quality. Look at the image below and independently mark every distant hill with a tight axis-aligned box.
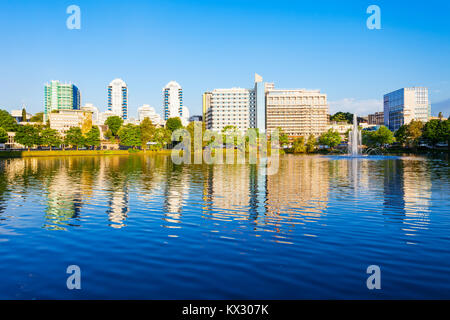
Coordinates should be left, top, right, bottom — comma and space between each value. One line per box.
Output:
432, 98, 450, 117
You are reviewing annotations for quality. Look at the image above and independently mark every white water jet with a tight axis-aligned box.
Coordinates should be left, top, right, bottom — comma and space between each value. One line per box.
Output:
348, 114, 362, 156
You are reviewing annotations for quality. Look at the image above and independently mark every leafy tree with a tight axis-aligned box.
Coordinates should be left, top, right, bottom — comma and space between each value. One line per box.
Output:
363, 126, 394, 147
118, 124, 141, 148
319, 129, 341, 148
306, 135, 317, 153
140, 117, 156, 149
165, 117, 183, 133
40, 128, 62, 150
330, 112, 353, 123
84, 126, 101, 149
438, 112, 443, 120
405, 120, 423, 147
153, 127, 172, 150
423, 119, 449, 145
15, 125, 41, 151
0, 109, 19, 131
292, 137, 306, 153
64, 127, 84, 150
29, 112, 44, 123
104, 129, 114, 141
394, 124, 408, 145
0, 127, 8, 144
277, 127, 290, 148
105, 116, 124, 137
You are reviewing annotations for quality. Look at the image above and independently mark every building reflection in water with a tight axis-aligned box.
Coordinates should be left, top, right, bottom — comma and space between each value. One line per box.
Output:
0, 154, 433, 236
383, 158, 431, 242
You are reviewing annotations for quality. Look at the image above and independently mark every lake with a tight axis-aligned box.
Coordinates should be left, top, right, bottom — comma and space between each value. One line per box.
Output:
0, 154, 449, 299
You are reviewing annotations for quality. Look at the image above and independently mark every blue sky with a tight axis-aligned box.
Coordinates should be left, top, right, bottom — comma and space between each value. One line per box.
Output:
0, 0, 449, 117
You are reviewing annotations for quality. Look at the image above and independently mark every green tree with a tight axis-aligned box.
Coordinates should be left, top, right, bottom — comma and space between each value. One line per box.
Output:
186, 121, 206, 151
118, 124, 141, 148
277, 127, 290, 148
438, 112, 443, 120
15, 125, 41, 151
306, 134, 317, 153
84, 126, 101, 149
423, 119, 449, 145
29, 112, 44, 123
330, 112, 353, 123
0, 109, 19, 131
105, 116, 124, 137
319, 129, 341, 148
292, 137, 306, 153
364, 126, 395, 147
140, 117, 156, 149
21, 108, 27, 122
64, 127, 84, 150
165, 117, 183, 133
394, 124, 408, 146
0, 127, 8, 144
40, 128, 62, 150
153, 127, 172, 150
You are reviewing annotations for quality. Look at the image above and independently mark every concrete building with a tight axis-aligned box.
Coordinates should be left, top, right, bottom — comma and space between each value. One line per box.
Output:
138, 104, 163, 126
48, 109, 93, 134
163, 81, 189, 126
189, 115, 203, 122
44, 80, 80, 122
368, 111, 384, 125
203, 87, 256, 132
10, 109, 32, 123
265, 86, 329, 139
327, 122, 353, 139
384, 87, 430, 131
107, 78, 128, 120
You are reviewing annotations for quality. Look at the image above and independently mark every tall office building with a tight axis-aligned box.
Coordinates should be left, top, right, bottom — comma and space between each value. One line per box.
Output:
383, 87, 430, 131
163, 81, 189, 125
44, 80, 80, 122
265, 86, 329, 138
107, 78, 128, 120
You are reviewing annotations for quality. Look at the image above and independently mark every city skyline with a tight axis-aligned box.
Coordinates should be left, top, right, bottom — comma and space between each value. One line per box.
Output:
0, 1, 449, 118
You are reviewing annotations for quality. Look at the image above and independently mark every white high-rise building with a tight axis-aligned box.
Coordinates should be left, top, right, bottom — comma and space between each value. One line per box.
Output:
138, 104, 164, 126
108, 78, 128, 120
383, 87, 430, 131
203, 88, 256, 132
163, 81, 189, 126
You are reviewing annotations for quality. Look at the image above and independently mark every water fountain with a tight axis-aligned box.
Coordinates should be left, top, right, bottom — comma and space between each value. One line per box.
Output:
348, 113, 362, 156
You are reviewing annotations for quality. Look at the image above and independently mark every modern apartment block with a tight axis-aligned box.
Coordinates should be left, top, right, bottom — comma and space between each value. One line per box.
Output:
44, 80, 80, 122
202, 74, 271, 133
368, 111, 384, 125
163, 81, 189, 126
383, 87, 430, 131
48, 109, 92, 134
108, 78, 128, 120
203, 87, 256, 132
265, 86, 329, 138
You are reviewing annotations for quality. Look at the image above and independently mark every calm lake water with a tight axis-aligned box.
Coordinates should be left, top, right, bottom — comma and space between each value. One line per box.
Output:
0, 154, 449, 299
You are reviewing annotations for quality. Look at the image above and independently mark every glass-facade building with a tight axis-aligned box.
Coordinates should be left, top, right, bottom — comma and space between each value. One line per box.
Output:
44, 80, 80, 122
384, 87, 430, 131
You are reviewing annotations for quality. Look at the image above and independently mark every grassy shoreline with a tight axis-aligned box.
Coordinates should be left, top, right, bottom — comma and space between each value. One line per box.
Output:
0, 149, 174, 158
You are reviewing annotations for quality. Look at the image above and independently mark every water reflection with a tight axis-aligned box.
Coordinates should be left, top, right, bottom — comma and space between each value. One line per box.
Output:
0, 155, 440, 235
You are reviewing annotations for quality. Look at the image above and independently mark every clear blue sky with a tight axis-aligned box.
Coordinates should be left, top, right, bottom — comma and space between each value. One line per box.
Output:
0, 0, 449, 117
